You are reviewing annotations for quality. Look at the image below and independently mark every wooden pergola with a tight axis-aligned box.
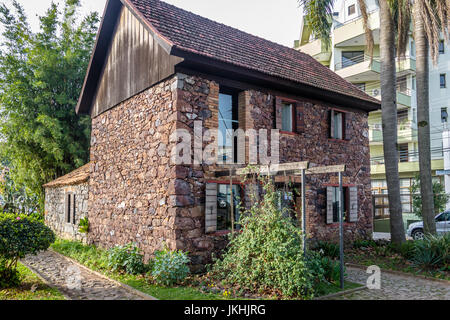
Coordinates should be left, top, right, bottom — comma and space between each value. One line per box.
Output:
212, 161, 347, 289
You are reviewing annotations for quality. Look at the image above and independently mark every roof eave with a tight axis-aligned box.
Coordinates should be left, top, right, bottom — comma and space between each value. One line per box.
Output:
171, 47, 381, 113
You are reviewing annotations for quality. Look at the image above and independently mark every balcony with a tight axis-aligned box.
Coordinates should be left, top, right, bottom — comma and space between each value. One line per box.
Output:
297, 39, 331, 64
335, 55, 381, 82
334, 10, 380, 47
369, 120, 417, 146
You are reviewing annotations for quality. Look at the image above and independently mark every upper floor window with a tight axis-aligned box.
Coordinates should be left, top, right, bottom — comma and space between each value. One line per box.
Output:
330, 110, 345, 140
441, 74, 447, 89
354, 83, 366, 92
398, 143, 409, 163
342, 51, 364, 68
218, 88, 239, 163
441, 108, 448, 123
65, 193, 76, 224
348, 4, 356, 16
281, 103, 294, 132
439, 40, 445, 54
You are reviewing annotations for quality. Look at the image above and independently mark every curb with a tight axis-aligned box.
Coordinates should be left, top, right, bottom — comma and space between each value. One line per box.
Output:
346, 263, 450, 285
49, 249, 158, 301
314, 285, 368, 300
20, 260, 72, 301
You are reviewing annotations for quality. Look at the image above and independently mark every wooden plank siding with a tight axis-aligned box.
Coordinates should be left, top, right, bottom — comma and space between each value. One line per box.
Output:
91, 5, 183, 118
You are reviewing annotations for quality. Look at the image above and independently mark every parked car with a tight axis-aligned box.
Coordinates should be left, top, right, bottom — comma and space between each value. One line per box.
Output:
407, 211, 450, 240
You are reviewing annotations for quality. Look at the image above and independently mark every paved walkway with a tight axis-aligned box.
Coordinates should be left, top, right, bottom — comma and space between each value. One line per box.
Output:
328, 266, 450, 300
22, 251, 144, 300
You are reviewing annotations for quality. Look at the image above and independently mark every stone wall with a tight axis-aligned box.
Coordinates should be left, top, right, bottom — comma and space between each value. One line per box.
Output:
88, 71, 372, 270
45, 183, 89, 243
88, 76, 180, 262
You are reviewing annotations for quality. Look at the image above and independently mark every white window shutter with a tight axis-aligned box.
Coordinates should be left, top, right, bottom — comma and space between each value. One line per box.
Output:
326, 187, 334, 224
205, 183, 218, 233
349, 186, 358, 222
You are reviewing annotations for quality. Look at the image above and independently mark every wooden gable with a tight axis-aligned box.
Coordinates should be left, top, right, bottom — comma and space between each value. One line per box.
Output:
90, 5, 183, 117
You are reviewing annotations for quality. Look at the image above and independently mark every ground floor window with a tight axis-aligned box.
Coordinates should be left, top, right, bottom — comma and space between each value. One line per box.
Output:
331, 186, 348, 223
217, 184, 242, 231
275, 184, 300, 221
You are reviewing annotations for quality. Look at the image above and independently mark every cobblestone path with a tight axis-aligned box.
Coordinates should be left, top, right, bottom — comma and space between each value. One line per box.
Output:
329, 267, 450, 300
22, 251, 144, 300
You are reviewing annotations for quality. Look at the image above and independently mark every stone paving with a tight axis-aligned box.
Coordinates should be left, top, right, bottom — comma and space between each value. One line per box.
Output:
328, 267, 450, 300
22, 250, 144, 300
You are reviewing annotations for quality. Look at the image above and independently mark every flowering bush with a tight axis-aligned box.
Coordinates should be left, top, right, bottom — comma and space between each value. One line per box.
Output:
0, 213, 55, 288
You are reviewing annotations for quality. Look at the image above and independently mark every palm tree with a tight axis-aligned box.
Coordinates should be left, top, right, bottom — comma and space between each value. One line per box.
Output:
412, 0, 449, 235
299, 0, 406, 243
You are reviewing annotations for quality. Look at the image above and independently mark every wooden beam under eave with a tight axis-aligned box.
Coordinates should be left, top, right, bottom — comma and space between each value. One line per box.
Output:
302, 164, 347, 175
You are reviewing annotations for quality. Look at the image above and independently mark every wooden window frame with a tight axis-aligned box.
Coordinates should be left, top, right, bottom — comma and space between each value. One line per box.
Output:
325, 184, 355, 224
277, 97, 303, 136
329, 108, 347, 141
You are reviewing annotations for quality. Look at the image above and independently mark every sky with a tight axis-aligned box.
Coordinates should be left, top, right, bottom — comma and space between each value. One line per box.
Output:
2, 0, 306, 48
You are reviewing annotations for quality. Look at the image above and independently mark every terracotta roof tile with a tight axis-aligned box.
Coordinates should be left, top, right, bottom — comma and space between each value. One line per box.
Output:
43, 164, 90, 188
125, 0, 380, 106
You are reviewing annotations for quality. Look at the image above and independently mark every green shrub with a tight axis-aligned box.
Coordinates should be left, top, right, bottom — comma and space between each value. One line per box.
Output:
0, 213, 55, 288
305, 251, 341, 284
78, 217, 89, 234
312, 241, 340, 259
211, 177, 319, 299
107, 243, 148, 275
412, 234, 449, 269
391, 241, 416, 260
151, 245, 190, 286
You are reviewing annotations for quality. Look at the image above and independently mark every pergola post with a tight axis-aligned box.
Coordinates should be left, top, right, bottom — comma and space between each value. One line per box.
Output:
301, 168, 306, 255
339, 171, 345, 290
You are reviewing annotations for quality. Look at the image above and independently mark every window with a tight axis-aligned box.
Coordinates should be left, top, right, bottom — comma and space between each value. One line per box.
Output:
275, 184, 299, 221
397, 109, 409, 124
440, 74, 447, 88
341, 51, 364, 68
354, 83, 366, 92
348, 4, 356, 16
442, 108, 448, 123
411, 41, 415, 56
439, 40, 445, 54
65, 193, 75, 224
218, 89, 239, 163
412, 76, 416, 90
281, 103, 294, 132
436, 211, 450, 222
217, 184, 242, 231
330, 110, 345, 140
398, 144, 409, 163
397, 76, 408, 94
331, 186, 348, 223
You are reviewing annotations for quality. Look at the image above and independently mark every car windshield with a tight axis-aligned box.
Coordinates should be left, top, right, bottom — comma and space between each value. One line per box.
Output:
436, 211, 450, 222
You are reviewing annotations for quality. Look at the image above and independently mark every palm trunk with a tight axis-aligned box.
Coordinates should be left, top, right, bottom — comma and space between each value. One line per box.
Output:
379, 0, 406, 244
414, 1, 437, 235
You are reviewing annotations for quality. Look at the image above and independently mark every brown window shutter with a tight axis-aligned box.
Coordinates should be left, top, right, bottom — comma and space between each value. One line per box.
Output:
326, 187, 334, 224
295, 102, 305, 133
72, 194, 76, 224
275, 97, 283, 130
329, 110, 335, 138
205, 183, 218, 233
345, 113, 353, 140
349, 186, 358, 222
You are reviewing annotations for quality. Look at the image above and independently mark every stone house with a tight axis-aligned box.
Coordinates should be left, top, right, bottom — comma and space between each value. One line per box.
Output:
43, 0, 381, 269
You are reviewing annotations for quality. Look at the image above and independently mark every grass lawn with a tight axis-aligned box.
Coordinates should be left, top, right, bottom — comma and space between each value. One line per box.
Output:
51, 239, 360, 300
0, 263, 65, 300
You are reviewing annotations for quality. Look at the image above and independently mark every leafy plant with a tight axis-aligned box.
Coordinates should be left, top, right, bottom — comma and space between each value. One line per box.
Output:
410, 174, 450, 218
78, 217, 89, 234
211, 175, 320, 299
107, 243, 148, 275
412, 234, 449, 269
0, 213, 55, 288
151, 244, 190, 286
0, 1, 99, 211
312, 241, 340, 259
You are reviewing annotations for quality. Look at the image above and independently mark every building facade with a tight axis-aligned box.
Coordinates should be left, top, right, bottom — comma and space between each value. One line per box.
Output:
44, 0, 380, 269
296, 0, 450, 228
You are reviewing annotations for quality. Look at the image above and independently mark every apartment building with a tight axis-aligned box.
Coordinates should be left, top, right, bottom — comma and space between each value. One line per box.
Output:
296, 0, 450, 226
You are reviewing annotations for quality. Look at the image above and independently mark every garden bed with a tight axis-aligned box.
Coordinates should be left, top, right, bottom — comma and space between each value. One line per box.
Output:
0, 262, 65, 300
51, 239, 359, 300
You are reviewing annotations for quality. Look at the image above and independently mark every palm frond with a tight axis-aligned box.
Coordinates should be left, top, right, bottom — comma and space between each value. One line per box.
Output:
299, 0, 335, 48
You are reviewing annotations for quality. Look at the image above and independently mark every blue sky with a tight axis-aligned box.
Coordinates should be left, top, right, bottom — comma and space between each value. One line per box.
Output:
3, 0, 305, 48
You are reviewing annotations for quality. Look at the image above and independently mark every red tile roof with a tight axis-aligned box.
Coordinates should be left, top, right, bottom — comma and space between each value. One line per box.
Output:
125, 0, 380, 106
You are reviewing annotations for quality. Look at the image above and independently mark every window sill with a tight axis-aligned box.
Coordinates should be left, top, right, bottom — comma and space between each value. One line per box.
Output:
328, 138, 349, 143
280, 131, 301, 136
